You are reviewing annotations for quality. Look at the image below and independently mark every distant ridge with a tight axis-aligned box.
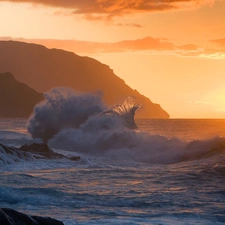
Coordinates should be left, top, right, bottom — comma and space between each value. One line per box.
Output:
0, 72, 44, 118
0, 41, 169, 118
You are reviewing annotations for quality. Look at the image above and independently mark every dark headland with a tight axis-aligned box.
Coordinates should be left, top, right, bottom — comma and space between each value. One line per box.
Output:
0, 40, 169, 118
0, 72, 44, 117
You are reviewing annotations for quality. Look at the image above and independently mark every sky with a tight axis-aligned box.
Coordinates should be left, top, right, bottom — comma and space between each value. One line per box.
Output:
1, 0, 225, 118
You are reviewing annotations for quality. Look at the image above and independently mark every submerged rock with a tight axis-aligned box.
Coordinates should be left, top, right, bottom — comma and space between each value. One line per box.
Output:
0, 208, 64, 225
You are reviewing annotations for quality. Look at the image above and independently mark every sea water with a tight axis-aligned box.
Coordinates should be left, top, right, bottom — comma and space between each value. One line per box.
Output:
1, 118, 225, 225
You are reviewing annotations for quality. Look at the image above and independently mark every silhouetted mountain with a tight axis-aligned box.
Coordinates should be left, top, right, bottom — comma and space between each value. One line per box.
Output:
0, 41, 169, 118
0, 72, 44, 117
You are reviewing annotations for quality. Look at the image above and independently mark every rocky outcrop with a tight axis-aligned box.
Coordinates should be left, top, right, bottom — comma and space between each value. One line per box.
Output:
0, 143, 80, 161
0, 41, 169, 118
19, 143, 64, 159
0, 72, 44, 118
0, 208, 64, 225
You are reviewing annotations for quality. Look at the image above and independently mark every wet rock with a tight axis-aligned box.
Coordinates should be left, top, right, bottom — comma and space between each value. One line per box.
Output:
19, 143, 65, 159
70, 156, 81, 161
0, 208, 64, 225
0, 143, 32, 161
0, 143, 80, 161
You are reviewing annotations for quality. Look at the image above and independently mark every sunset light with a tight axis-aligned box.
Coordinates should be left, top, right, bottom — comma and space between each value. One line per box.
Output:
1, 0, 225, 118
1, 1, 225, 225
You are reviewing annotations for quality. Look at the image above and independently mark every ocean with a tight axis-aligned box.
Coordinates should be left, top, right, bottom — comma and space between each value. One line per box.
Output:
1, 118, 225, 225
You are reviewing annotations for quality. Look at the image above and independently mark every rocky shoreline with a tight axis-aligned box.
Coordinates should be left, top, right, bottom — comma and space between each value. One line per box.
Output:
0, 143, 80, 162
0, 144, 79, 224
0, 208, 64, 225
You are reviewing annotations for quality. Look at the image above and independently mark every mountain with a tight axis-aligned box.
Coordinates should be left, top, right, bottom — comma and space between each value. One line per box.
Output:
0, 72, 44, 118
0, 41, 169, 118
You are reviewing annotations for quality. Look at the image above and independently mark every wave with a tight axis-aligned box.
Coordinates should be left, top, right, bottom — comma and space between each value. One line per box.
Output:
0, 143, 34, 166
24, 88, 225, 164
100, 97, 140, 130
27, 88, 140, 142
27, 88, 105, 142
0, 130, 38, 148
49, 126, 225, 163
183, 137, 225, 160
1, 134, 225, 166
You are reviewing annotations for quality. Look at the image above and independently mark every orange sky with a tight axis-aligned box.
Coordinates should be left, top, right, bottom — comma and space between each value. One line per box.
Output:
1, 0, 225, 118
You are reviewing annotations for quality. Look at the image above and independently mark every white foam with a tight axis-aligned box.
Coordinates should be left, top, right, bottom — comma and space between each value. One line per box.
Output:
27, 88, 105, 142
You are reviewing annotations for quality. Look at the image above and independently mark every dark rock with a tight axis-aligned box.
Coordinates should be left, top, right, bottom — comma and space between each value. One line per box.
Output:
19, 143, 65, 159
0, 72, 44, 118
0, 143, 19, 154
0, 143, 32, 160
0, 143, 80, 161
0, 208, 12, 225
32, 216, 64, 225
0, 208, 64, 225
70, 156, 81, 161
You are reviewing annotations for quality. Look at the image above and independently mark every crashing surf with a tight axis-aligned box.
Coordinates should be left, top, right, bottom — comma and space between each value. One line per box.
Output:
24, 88, 225, 164
27, 88, 140, 142
100, 97, 140, 130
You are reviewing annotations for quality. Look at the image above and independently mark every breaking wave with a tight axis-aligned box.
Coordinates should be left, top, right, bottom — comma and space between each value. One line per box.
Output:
26, 88, 225, 164
27, 88, 105, 142
100, 97, 140, 130
27, 88, 139, 142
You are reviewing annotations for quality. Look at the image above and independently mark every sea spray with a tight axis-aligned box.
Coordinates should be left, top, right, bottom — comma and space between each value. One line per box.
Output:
27, 88, 140, 142
27, 88, 105, 142
49, 128, 186, 163
100, 97, 140, 130
26, 88, 225, 164
49, 122, 225, 164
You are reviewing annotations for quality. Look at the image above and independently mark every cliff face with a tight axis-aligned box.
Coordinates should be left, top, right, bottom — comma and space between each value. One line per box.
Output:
0, 41, 169, 118
0, 72, 44, 118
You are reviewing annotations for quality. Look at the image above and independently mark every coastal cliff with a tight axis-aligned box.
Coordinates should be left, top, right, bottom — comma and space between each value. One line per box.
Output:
0, 41, 169, 118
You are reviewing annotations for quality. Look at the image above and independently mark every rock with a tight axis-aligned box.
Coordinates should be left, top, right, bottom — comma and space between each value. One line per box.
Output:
0, 208, 64, 225
70, 156, 81, 161
0, 143, 32, 161
0, 208, 12, 225
0, 143, 80, 161
0, 72, 44, 118
19, 143, 65, 159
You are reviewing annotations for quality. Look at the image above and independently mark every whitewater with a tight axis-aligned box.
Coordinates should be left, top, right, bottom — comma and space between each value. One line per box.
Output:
1, 88, 225, 225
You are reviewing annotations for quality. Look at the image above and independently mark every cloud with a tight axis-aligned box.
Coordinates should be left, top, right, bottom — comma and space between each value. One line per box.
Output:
0, 0, 218, 20
116, 23, 144, 28
0, 36, 175, 53
210, 38, 225, 48
113, 37, 175, 51
198, 52, 225, 59
2, 36, 225, 59
179, 44, 198, 51
190, 37, 225, 59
